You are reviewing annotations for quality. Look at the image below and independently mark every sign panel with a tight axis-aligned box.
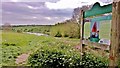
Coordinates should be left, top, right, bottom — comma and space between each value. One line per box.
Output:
84, 3, 112, 18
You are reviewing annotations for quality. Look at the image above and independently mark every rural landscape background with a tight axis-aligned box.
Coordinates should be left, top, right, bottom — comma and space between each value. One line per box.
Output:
0, 0, 114, 67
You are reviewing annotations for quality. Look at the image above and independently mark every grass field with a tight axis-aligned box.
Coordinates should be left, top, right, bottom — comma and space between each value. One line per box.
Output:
12, 21, 111, 40
1, 21, 111, 66
2, 31, 43, 65
1, 31, 80, 66
12, 25, 51, 35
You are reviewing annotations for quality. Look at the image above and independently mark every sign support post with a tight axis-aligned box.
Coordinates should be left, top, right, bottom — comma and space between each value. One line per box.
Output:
109, 1, 120, 67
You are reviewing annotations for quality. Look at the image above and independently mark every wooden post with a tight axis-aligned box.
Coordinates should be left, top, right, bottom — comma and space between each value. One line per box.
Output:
80, 10, 85, 59
109, 1, 120, 67
80, 11, 85, 40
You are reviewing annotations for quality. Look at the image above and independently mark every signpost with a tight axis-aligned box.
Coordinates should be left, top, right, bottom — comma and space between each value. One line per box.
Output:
80, 1, 120, 67
109, 1, 120, 67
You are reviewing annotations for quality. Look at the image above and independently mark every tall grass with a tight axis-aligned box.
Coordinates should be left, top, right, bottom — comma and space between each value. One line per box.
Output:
50, 22, 80, 38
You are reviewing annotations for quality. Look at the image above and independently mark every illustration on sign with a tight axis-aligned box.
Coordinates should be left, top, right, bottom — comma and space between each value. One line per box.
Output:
90, 21, 100, 42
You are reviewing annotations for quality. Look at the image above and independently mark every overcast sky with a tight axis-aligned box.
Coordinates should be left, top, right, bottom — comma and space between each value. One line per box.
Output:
1, 0, 112, 25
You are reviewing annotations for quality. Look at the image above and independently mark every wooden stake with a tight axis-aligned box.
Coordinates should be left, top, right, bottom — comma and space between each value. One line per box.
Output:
80, 10, 85, 59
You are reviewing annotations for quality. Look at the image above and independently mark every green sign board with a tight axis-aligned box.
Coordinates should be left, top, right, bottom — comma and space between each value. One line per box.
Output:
92, 15, 112, 21
85, 2, 112, 18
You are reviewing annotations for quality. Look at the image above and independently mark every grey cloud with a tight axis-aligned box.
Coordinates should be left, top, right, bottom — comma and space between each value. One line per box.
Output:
2, 2, 73, 25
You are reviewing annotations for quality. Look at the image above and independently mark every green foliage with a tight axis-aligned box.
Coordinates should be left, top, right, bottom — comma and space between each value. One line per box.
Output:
28, 44, 81, 68
1, 31, 49, 65
2, 46, 21, 65
1, 31, 80, 66
63, 31, 69, 37
55, 31, 62, 37
28, 45, 108, 68
12, 20, 111, 39
13, 25, 51, 35
82, 53, 108, 68
118, 59, 120, 68
2, 20, 111, 67
51, 22, 80, 38
2, 42, 16, 46
12, 21, 80, 39
17, 30, 22, 33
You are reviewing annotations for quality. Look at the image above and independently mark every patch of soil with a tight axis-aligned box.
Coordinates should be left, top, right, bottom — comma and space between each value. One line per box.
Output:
15, 53, 30, 64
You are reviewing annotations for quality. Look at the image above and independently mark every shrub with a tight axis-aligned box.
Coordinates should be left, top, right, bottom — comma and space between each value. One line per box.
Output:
28, 47, 81, 68
50, 22, 80, 38
63, 34, 69, 37
17, 30, 22, 33
24, 29, 27, 32
2, 43, 16, 46
30, 29, 34, 32
28, 45, 108, 68
55, 31, 62, 37
63, 31, 69, 37
12, 29, 15, 32
82, 53, 108, 68
119, 59, 120, 68
4, 43, 9, 46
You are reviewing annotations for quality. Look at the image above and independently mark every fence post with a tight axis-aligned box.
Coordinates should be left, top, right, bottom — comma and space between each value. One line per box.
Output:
80, 10, 85, 59
109, 1, 120, 67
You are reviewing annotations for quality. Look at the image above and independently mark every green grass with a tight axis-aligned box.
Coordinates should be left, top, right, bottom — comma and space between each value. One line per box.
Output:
0, 30, 2, 66
1, 31, 80, 66
13, 25, 51, 35
2, 31, 41, 65
12, 22, 80, 38
12, 21, 111, 39
1, 20, 111, 66
50, 22, 80, 38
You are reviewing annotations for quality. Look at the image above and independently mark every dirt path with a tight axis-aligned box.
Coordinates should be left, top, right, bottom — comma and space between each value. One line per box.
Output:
15, 53, 30, 64
15, 32, 48, 65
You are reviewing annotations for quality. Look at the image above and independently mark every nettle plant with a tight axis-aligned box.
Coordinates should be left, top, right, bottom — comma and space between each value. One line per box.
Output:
28, 45, 108, 68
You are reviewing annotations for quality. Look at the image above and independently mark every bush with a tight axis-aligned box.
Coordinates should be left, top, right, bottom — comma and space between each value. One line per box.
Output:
28, 48, 81, 68
82, 53, 108, 68
2, 42, 16, 46
119, 59, 120, 68
55, 31, 62, 37
50, 22, 80, 38
28, 45, 108, 68
24, 29, 27, 32
63, 34, 69, 37
17, 30, 22, 33
63, 31, 69, 37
